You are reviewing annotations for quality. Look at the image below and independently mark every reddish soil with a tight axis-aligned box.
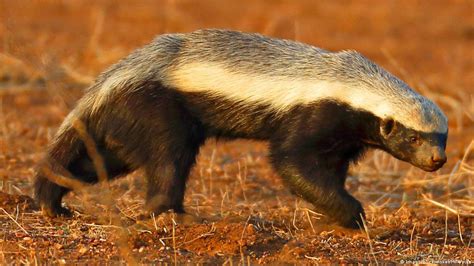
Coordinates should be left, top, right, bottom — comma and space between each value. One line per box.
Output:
0, 0, 472, 264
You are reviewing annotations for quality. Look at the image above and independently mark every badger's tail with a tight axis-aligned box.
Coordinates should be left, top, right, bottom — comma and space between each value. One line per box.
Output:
34, 116, 86, 216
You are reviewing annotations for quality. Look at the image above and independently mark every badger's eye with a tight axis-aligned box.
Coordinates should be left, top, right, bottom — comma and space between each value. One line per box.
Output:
409, 136, 419, 144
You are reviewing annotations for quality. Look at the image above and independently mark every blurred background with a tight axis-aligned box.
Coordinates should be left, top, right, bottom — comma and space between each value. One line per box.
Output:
0, 0, 472, 263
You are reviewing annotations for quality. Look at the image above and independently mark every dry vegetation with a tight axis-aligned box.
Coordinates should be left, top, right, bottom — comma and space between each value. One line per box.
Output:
0, 0, 473, 264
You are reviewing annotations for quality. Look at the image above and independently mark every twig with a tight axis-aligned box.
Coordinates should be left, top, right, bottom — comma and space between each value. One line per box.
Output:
1, 208, 29, 235
292, 205, 300, 231
440, 211, 448, 260
409, 223, 417, 255
237, 162, 248, 202
422, 195, 474, 217
172, 218, 177, 266
305, 210, 315, 233
41, 165, 89, 191
179, 224, 215, 247
61, 64, 94, 85
239, 216, 252, 265
360, 214, 378, 266
457, 213, 465, 246
304, 255, 321, 261
71, 119, 108, 183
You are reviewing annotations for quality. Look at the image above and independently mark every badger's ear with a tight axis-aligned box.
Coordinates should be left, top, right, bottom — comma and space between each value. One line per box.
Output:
380, 118, 396, 138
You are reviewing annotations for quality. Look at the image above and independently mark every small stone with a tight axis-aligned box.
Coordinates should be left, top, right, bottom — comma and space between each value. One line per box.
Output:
78, 246, 88, 254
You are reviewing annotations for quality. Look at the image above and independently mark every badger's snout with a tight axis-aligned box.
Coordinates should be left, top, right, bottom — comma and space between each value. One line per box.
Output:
415, 145, 447, 172
427, 147, 447, 170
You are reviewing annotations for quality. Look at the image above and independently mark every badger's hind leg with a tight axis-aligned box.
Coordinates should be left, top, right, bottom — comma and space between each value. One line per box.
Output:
35, 127, 133, 217
35, 173, 72, 217
35, 125, 80, 217
95, 85, 206, 217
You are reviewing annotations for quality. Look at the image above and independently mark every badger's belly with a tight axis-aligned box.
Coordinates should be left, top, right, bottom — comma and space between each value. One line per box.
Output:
179, 91, 281, 140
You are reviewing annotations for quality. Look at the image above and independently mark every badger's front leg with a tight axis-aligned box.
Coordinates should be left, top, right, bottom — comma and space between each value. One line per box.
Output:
144, 154, 198, 215
270, 143, 365, 229
141, 124, 204, 216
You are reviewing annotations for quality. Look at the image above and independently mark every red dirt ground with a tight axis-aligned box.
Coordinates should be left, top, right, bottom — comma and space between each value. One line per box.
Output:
0, 0, 473, 264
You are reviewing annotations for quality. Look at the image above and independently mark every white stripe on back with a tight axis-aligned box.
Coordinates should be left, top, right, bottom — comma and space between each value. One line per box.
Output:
167, 62, 447, 133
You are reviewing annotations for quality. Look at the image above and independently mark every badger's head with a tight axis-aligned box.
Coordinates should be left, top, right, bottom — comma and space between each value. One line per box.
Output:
332, 51, 449, 171
377, 97, 448, 172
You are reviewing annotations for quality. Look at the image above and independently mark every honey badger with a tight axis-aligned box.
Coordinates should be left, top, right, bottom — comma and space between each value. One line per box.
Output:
35, 29, 448, 228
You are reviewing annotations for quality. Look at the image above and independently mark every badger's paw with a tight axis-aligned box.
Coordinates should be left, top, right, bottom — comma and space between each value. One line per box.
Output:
335, 200, 366, 229
40, 204, 73, 218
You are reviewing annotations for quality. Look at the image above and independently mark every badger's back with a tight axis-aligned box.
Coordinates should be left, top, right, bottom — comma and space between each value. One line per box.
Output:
79, 29, 446, 137
168, 29, 446, 134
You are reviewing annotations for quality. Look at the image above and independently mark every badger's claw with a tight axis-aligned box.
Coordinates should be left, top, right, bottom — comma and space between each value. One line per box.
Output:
40, 204, 72, 218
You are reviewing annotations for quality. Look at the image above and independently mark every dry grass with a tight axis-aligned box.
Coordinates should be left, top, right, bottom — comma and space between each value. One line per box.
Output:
0, 0, 472, 264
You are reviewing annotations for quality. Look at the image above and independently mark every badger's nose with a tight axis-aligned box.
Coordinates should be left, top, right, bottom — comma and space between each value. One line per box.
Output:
431, 149, 447, 165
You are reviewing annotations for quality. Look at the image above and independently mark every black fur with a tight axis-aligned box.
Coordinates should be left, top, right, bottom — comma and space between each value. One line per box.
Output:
378, 119, 447, 172
34, 81, 445, 228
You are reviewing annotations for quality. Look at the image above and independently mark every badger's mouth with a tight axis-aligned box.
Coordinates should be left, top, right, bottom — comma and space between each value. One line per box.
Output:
417, 159, 446, 172
393, 152, 446, 172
